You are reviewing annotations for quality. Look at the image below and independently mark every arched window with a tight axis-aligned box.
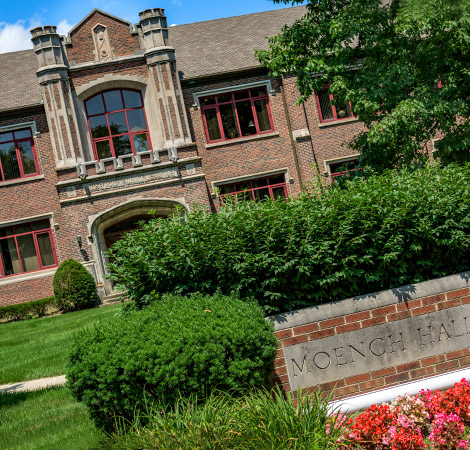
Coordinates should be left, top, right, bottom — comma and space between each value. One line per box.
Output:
85, 89, 151, 160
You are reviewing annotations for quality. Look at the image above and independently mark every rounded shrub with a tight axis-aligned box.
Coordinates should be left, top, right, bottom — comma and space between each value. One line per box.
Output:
53, 259, 99, 311
67, 292, 278, 430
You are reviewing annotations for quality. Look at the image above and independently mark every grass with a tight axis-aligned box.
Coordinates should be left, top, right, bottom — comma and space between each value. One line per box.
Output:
0, 303, 122, 384
0, 386, 104, 450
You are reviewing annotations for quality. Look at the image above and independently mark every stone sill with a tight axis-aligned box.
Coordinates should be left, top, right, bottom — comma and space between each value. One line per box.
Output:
0, 175, 45, 188
0, 267, 56, 288
205, 132, 280, 149
318, 117, 359, 128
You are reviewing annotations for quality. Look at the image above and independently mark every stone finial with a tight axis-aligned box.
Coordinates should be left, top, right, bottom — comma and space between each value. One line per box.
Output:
30, 25, 58, 38
31, 25, 66, 69
139, 8, 165, 20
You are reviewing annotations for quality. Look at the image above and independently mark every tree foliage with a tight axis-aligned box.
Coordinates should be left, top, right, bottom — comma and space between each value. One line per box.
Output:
109, 163, 470, 313
257, 0, 470, 170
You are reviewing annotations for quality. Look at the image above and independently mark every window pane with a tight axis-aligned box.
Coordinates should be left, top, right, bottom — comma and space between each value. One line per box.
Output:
236, 100, 256, 137
89, 115, 109, 139
0, 142, 20, 180
17, 234, 39, 272
32, 220, 50, 231
251, 88, 267, 98
219, 104, 240, 140
18, 141, 37, 175
254, 99, 272, 132
217, 93, 233, 104
204, 108, 221, 141
0, 228, 14, 238
268, 175, 285, 185
219, 184, 235, 194
200, 97, 216, 106
0, 132, 13, 143
318, 89, 334, 120
335, 101, 353, 119
112, 135, 132, 157
133, 134, 150, 153
104, 90, 124, 112
14, 129, 32, 140
0, 237, 20, 275
37, 233, 55, 267
123, 90, 142, 109
126, 109, 147, 132
235, 181, 251, 192
86, 94, 105, 116
272, 186, 286, 199
253, 187, 270, 202
15, 224, 32, 234
96, 140, 112, 159
108, 112, 128, 135
252, 178, 269, 188
234, 90, 249, 100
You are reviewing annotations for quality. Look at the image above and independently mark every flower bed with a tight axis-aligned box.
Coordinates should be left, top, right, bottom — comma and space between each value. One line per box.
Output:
337, 378, 470, 449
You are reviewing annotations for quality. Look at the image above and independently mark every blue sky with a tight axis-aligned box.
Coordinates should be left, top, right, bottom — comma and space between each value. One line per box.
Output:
0, 0, 292, 54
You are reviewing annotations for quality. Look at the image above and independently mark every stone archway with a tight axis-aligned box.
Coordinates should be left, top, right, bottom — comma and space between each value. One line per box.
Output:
87, 198, 188, 296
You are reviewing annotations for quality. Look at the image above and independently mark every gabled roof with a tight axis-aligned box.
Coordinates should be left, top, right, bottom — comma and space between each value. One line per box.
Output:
68, 9, 132, 36
0, 6, 306, 113
170, 6, 306, 80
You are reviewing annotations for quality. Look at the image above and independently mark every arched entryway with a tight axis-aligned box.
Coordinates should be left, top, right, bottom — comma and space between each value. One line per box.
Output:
88, 198, 188, 296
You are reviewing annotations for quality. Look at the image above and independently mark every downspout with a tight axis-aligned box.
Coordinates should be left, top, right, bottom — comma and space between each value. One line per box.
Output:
280, 84, 303, 189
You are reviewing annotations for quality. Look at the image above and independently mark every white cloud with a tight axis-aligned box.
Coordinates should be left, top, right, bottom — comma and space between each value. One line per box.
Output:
0, 19, 74, 54
172, 0, 182, 5
0, 21, 34, 53
57, 19, 73, 36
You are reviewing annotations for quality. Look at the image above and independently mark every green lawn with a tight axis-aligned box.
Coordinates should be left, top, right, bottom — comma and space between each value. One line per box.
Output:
0, 304, 122, 384
0, 387, 104, 450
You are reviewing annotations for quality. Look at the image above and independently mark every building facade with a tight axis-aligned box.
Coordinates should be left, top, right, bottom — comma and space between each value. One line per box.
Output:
0, 6, 363, 306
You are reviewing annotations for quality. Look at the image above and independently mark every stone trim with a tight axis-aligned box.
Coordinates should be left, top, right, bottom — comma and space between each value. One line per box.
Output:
318, 117, 359, 128
0, 175, 45, 188
323, 153, 360, 176
68, 54, 145, 71
74, 74, 148, 101
271, 271, 470, 331
0, 121, 39, 136
205, 131, 280, 149
0, 212, 55, 229
0, 268, 56, 288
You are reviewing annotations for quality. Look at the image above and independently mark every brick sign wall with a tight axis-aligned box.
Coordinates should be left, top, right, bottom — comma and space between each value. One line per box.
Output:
271, 272, 470, 400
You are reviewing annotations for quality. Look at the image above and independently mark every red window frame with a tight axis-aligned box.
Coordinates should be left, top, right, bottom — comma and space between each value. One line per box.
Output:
218, 174, 288, 204
85, 89, 152, 160
0, 128, 39, 183
315, 85, 354, 123
200, 87, 274, 143
0, 221, 58, 278
329, 159, 360, 180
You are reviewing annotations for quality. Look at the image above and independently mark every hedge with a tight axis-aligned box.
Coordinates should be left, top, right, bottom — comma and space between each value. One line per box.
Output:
0, 297, 56, 322
108, 163, 470, 313
67, 293, 277, 430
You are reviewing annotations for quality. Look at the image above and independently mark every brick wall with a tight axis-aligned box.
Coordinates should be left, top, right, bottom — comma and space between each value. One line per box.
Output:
272, 274, 470, 400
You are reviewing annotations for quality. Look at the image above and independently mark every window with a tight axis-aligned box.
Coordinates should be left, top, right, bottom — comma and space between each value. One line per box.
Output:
218, 174, 287, 203
85, 89, 151, 160
0, 220, 57, 278
328, 158, 360, 180
0, 128, 38, 183
201, 87, 274, 143
315, 85, 354, 123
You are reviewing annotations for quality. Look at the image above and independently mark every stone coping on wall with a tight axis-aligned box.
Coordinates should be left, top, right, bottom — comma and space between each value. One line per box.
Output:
271, 271, 470, 331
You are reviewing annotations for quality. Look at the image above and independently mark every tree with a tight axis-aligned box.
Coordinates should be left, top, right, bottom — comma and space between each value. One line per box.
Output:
257, 0, 470, 170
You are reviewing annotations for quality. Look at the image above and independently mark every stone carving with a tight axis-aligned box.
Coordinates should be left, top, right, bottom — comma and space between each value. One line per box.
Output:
92, 25, 112, 61
284, 305, 470, 390
85, 167, 179, 194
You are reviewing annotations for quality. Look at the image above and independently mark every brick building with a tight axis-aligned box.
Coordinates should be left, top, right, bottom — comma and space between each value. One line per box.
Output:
0, 5, 363, 306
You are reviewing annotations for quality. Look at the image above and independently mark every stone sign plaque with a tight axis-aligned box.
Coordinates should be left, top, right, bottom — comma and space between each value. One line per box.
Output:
284, 305, 470, 390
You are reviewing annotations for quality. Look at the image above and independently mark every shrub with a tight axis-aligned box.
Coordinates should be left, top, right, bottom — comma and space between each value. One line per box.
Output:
0, 296, 56, 322
67, 293, 277, 430
101, 388, 349, 450
109, 163, 470, 313
53, 259, 99, 312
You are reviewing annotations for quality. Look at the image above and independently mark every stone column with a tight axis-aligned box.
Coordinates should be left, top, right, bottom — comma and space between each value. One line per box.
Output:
138, 8, 192, 150
31, 26, 84, 168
